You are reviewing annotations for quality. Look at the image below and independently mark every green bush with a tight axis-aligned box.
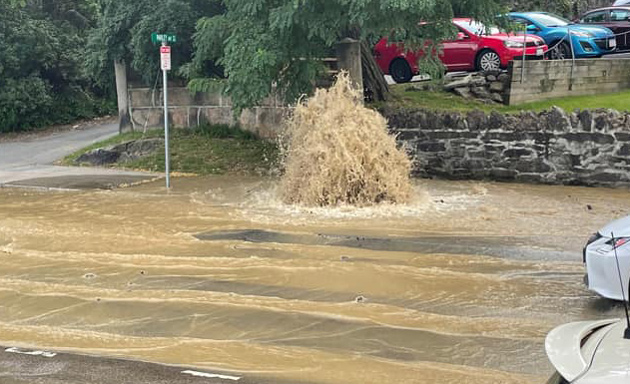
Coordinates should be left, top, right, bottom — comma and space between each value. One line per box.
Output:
0, 2, 113, 133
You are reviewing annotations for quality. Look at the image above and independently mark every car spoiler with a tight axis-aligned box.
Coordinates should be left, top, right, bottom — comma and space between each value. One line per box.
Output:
545, 319, 619, 382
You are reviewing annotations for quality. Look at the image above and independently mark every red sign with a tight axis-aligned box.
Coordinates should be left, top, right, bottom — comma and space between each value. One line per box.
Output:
160, 46, 171, 71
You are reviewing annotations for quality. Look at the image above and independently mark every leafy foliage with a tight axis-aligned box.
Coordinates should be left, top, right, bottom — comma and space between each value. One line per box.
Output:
85, 0, 223, 88
192, 0, 507, 113
0, 1, 110, 132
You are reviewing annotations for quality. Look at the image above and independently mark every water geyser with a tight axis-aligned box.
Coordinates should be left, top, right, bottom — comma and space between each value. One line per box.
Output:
280, 72, 412, 206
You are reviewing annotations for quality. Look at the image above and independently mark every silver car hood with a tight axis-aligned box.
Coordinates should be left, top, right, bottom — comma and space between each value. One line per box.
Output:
580, 320, 630, 383
546, 319, 620, 382
599, 215, 630, 238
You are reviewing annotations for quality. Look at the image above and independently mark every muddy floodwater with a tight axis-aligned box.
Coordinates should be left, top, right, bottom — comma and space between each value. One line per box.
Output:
1, 177, 630, 384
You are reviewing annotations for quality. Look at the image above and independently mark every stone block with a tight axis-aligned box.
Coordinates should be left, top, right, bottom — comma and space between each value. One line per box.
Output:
484, 131, 527, 142
595, 114, 612, 132
516, 173, 545, 183
515, 159, 552, 173
563, 132, 615, 145
498, 73, 510, 83
238, 108, 258, 131
159, 88, 195, 106
489, 81, 504, 92
195, 91, 222, 106
589, 171, 625, 183
451, 168, 474, 177
169, 108, 190, 128
466, 110, 487, 131
471, 86, 492, 99
395, 129, 420, 141
484, 144, 506, 153
503, 148, 533, 158
427, 130, 475, 140
487, 111, 509, 130
256, 108, 286, 139
131, 109, 162, 129
129, 89, 155, 108
489, 168, 517, 180
491, 93, 504, 103
615, 132, 630, 142
444, 74, 473, 90
617, 143, 630, 157
418, 141, 446, 152
453, 87, 472, 99
201, 107, 236, 127
546, 107, 572, 132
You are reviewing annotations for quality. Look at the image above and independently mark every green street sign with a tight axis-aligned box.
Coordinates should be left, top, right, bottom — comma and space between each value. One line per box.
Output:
151, 33, 177, 44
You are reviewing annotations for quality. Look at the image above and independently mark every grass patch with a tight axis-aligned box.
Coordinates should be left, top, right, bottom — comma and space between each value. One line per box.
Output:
62, 124, 279, 176
384, 82, 630, 113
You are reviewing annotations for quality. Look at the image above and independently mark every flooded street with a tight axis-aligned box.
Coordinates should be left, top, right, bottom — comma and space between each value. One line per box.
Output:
1, 177, 630, 384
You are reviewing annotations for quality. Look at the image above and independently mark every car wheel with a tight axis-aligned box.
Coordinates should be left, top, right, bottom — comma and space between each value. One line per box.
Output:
389, 59, 413, 83
476, 50, 501, 72
550, 41, 572, 60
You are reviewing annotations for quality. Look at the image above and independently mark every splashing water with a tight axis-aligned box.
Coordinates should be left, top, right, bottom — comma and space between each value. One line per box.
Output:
280, 72, 412, 206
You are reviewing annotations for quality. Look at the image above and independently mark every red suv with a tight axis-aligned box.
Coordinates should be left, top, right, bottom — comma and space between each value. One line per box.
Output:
374, 18, 548, 83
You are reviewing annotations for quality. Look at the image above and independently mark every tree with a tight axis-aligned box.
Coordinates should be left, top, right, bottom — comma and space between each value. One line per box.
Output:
0, 0, 107, 133
191, 0, 506, 113
85, 0, 223, 132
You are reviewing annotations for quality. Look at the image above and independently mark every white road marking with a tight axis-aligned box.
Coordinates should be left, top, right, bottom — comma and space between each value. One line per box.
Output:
5, 347, 57, 358
181, 370, 241, 381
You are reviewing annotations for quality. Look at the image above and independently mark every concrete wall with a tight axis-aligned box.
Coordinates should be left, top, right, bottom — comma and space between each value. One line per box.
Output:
383, 106, 630, 187
128, 87, 289, 139
508, 59, 630, 105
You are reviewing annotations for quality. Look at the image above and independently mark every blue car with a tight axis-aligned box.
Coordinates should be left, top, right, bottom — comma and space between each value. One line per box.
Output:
508, 12, 616, 59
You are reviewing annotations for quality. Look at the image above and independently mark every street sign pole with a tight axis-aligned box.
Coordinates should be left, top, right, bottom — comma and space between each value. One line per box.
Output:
161, 43, 171, 189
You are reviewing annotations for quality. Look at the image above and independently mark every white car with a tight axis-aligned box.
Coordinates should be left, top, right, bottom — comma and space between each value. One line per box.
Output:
583, 215, 630, 301
614, 0, 630, 6
546, 318, 630, 384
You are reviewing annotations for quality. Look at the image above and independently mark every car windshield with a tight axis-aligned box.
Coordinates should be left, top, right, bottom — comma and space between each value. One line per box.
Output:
454, 20, 500, 36
527, 13, 570, 27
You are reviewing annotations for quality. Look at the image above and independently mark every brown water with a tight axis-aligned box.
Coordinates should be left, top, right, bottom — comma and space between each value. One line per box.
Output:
280, 73, 411, 206
1, 177, 630, 384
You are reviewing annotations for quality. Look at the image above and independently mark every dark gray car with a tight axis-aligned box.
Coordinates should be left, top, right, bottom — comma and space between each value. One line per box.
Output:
578, 6, 630, 50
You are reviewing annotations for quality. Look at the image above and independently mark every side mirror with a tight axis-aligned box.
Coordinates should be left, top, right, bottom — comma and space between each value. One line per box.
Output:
526, 24, 539, 33
456, 32, 467, 40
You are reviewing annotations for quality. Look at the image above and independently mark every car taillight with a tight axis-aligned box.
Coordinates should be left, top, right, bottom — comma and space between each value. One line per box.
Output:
607, 237, 630, 248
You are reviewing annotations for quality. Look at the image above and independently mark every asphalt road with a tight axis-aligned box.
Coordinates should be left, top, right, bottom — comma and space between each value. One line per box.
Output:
0, 346, 290, 384
0, 122, 158, 189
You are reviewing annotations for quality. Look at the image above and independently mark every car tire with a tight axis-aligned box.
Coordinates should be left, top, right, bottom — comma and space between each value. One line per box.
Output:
550, 41, 572, 60
476, 49, 501, 72
389, 59, 413, 83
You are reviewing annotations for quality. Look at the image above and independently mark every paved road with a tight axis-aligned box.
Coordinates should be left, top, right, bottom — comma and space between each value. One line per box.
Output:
0, 122, 158, 189
0, 346, 291, 384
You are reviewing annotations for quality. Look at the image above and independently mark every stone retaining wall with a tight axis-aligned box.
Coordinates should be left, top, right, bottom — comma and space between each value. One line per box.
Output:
383, 106, 630, 187
443, 71, 510, 104
128, 87, 288, 139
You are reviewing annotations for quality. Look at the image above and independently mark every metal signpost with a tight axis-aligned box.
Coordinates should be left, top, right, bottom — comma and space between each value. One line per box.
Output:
152, 33, 176, 189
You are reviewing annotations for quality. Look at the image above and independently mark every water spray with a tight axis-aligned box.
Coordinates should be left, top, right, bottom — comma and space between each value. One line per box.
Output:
280, 72, 412, 207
